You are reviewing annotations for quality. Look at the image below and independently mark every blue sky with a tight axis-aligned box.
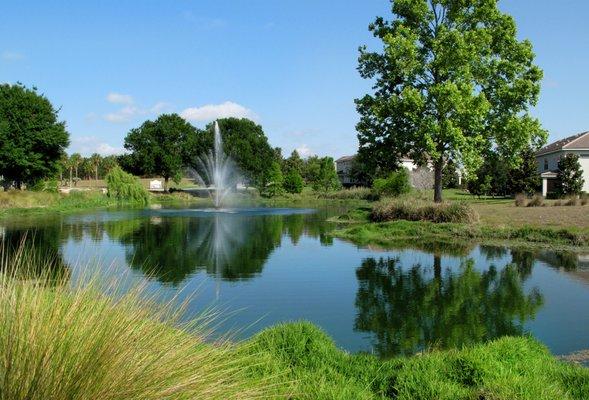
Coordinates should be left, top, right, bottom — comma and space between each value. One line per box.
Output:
1, 0, 588, 158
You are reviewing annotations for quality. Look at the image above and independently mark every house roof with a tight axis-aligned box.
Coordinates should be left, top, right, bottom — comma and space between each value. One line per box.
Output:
536, 131, 589, 156
335, 155, 355, 163
335, 154, 414, 163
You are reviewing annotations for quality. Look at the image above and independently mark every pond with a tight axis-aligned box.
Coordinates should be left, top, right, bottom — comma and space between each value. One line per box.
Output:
2, 205, 589, 358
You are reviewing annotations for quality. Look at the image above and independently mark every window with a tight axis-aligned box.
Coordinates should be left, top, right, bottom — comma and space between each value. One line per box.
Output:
544, 158, 548, 171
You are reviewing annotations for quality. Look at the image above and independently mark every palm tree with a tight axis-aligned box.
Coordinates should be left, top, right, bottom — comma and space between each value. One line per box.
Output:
70, 153, 82, 181
90, 153, 102, 184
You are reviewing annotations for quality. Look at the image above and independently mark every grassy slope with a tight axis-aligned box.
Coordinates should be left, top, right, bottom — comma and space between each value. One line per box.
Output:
245, 322, 589, 400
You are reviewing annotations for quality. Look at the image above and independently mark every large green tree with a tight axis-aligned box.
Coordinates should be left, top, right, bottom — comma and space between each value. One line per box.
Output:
0, 84, 69, 189
124, 113, 196, 190
356, 0, 546, 202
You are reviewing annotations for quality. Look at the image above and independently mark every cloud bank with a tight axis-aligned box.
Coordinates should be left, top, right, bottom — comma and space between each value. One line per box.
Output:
180, 101, 257, 122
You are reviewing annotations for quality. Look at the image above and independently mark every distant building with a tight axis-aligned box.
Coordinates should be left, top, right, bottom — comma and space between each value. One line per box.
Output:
536, 131, 589, 196
335, 155, 417, 187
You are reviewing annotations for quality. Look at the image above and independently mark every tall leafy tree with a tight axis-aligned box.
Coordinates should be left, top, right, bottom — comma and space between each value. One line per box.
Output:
556, 154, 585, 196
0, 84, 69, 189
124, 113, 196, 191
356, 0, 546, 202
312, 157, 341, 192
507, 148, 540, 195
284, 150, 304, 175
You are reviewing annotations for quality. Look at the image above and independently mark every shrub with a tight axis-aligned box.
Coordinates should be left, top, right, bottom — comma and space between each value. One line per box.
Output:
527, 194, 545, 207
515, 193, 527, 207
371, 199, 479, 224
283, 169, 304, 194
372, 169, 411, 197
105, 166, 149, 204
0, 247, 276, 400
30, 179, 59, 193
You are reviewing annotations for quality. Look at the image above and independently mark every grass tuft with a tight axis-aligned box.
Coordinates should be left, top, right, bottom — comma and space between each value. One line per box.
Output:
0, 243, 279, 400
371, 199, 479, 224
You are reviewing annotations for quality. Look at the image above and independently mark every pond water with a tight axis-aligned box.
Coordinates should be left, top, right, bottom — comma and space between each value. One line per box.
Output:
2, 205, 589, 358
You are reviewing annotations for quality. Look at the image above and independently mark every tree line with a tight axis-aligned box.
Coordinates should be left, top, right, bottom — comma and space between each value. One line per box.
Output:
0, 83, 339, 195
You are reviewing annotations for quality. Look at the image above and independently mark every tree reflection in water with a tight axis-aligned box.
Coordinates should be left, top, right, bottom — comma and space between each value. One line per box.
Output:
103, 212, 327, 286
354, 255, 544, 357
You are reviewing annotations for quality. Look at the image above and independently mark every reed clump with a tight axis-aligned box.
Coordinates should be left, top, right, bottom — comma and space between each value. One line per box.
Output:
371, 199, 479, 224
0, 243, 277, 400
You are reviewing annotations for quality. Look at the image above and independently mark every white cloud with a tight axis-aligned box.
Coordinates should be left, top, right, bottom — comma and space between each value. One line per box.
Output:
70, 136, 126, 156
1, 51, 23, 61
104, 105, 142, 123
96, 143, 126, 156
180, 101, 257, 122
103, 93, 171, 123
295, 144, 314, 158
150, 101, 170, 114
106, 92, 134, 105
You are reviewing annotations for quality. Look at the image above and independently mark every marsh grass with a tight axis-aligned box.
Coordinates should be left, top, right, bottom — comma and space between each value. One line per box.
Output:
0, 242, 280, 400
371, 199, 479, 224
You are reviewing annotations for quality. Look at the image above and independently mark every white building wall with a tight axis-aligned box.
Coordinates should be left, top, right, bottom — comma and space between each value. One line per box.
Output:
579, 155, 589, 193
536, 150, 589, 193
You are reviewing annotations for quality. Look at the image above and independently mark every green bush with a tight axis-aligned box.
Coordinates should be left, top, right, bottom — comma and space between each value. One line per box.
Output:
372, 169, 411, 197
30, 179, 59, 193
105, 166, 149, 204
283, 169, 304, 194
371, 199, 479, 224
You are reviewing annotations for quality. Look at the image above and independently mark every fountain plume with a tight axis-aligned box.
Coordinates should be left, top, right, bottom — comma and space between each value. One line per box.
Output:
190, 121, 239, 208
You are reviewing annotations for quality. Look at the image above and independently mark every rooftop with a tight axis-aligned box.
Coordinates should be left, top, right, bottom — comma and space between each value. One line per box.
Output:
537, 131, 589, 156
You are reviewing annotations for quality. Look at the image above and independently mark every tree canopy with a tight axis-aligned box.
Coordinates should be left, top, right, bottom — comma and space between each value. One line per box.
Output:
124, 113, 197, 190
0, 83, 69, 189
356, 0, 546, 202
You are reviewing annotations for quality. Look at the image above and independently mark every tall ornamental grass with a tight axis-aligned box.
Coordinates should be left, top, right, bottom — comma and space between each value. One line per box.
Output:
0, 243, 278, 400
105, 166, 150, 204
371, 199, 479, 224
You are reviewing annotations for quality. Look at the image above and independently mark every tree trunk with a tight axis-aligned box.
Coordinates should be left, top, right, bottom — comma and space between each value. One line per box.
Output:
95, 167, 98, 186
434, 157, 443, 203
69, 167, 73, 188
164, 177, 169, 193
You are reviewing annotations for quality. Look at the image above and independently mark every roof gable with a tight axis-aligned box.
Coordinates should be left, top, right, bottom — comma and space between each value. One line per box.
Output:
537, 131, 589, 156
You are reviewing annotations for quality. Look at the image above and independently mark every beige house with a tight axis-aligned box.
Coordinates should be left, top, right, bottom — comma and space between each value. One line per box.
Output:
335, 155, 417, 187
536, 131, 589, 196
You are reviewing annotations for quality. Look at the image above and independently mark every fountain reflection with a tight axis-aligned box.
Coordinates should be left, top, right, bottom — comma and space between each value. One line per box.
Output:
354, 255, 544, 358
104, 212, 323, 286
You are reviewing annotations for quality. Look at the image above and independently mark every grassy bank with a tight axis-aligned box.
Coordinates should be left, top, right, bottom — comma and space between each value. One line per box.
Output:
0, 190, 213, 219
246, 322, 589, 400
2, 263, 588, 399
334, 219, 589, 252
331, 192, 589, 252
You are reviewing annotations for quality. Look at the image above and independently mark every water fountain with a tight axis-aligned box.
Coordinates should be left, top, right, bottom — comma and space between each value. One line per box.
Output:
192, 121, 238, 209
